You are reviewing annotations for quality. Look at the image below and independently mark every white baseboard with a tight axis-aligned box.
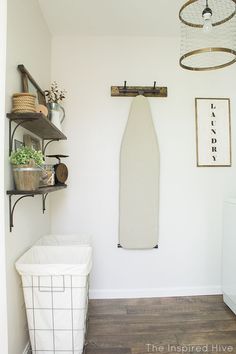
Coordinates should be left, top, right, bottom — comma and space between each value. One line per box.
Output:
23, 342, 30, 354
223, 293, 236, 315
89, 286, 222, 299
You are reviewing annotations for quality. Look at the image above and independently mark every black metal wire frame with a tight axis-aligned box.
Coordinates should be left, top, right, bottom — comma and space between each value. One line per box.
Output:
42, 139, 60, 156
9, 194, 34, 232
23, 274, 90, 353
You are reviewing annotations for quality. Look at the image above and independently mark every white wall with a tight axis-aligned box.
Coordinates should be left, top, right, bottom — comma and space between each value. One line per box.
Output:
0, 0, 8, 352
50, 36, 236, 299
5, 1, 51, 353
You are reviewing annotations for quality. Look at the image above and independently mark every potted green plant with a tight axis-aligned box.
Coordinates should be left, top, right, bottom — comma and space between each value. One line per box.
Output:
10, 147, 44, 191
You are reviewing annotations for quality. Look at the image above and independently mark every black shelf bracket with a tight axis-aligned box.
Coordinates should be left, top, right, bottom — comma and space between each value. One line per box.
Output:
9, 120, 29, 155
9, 194, 34, 232
42, 193, 49, 213
7, 185, 67, 232
42, 139, 60, 156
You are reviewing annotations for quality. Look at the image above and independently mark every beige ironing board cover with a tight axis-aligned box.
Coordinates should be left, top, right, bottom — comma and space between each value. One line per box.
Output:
119, 95, 159, 249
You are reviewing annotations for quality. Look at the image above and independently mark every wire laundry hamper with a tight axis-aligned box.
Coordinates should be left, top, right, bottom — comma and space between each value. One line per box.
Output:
16, 245, 92, 354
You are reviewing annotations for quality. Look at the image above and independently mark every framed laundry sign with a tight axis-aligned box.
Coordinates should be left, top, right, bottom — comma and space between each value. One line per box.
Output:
195, 98, 231, 167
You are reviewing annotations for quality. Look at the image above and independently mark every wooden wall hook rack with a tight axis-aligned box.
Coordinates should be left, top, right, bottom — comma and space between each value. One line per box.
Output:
111, 81, 168, 98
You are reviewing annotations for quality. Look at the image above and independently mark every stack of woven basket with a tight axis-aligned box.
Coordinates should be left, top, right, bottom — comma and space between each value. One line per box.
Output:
12, 93, 36, 113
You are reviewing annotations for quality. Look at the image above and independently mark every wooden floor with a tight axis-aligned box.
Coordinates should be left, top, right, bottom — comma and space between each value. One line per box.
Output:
86, 296, 236, 354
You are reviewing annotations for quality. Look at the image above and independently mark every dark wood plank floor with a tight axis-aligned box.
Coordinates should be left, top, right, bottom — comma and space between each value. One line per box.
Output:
86, 296, 236, 354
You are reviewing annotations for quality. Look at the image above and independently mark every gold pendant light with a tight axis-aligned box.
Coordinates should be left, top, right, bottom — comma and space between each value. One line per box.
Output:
179, 0, 236, 71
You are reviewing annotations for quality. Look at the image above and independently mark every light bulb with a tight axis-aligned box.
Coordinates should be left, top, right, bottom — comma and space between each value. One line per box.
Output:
203, 19, 213, 33
202, 6, 213, 33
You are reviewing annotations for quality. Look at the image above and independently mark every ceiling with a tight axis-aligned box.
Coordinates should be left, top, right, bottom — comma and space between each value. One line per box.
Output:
38, 0, 183, 37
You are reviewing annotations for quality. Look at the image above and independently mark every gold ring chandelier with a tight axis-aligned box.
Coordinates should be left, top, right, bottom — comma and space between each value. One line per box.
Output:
179, 0, 236, 71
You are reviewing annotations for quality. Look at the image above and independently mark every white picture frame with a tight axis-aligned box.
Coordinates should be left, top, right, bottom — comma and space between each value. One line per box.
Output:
195, 98, 231, 167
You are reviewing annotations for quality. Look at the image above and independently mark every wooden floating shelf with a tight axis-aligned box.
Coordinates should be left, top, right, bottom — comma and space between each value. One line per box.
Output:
111, 85, 168, 98
7, 184, 67, 196
7, 106, 68, 232
7, 112, 67, 140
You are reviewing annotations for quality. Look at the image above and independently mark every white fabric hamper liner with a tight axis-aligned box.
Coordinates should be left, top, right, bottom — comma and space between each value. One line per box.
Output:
36, 234, 92, 247
16, 245, 92, 354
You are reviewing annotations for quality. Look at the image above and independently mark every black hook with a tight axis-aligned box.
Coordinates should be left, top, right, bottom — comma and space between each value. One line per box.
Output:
153, 81, 156, 90
124, 81, 127, 90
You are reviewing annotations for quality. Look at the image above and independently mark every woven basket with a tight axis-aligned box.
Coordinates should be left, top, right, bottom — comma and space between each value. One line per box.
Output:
12, 109, 37, 113
13, 93, 36, 97
12, 93, 36, 113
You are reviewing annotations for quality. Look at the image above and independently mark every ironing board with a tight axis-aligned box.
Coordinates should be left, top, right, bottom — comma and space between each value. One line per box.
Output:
119, 95, 160, 249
